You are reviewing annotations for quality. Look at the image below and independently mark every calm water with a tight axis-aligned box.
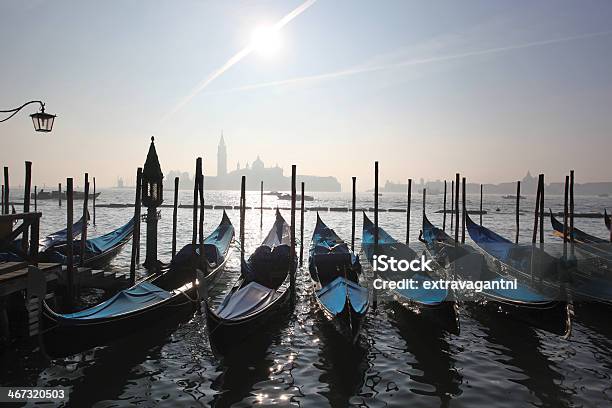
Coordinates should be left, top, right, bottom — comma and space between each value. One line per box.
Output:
2, 188, 612, 407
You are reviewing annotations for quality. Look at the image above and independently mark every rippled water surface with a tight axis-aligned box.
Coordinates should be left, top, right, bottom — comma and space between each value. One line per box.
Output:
2, 189, 612, 407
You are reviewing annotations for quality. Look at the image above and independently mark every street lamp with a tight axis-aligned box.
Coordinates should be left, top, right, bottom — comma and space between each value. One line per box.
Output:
0, 100, 56, 132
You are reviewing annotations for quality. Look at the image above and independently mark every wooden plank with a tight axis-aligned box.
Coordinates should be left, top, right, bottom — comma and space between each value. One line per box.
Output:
0, 261, 28, 275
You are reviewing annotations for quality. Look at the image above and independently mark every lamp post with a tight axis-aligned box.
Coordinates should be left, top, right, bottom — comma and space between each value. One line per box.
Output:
0, 100, 56, 132
141, 136, 163, 269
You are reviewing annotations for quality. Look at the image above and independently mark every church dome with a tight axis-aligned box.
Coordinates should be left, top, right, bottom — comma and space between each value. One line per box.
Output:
253, 155, 264, 170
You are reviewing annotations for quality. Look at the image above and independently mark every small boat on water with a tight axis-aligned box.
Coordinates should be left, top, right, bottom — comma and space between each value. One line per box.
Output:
361, 213, 457, 330
205, 209, 296, 354
422, 213, 567, 331
309, 214, 370, 343
278, 193, 314, 201
32, 189, 100, 200
43, 217, 135, 268
502, 195, 526, 200
42, 212, 235, 356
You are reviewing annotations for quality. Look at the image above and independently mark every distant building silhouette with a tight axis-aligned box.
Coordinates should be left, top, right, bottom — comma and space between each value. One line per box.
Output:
217, 132, 227, 176
202, 134, 340, 191
380, 170, 612, 196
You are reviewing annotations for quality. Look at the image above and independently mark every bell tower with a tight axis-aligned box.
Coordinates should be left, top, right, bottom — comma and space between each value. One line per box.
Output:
217, 132, 227, 177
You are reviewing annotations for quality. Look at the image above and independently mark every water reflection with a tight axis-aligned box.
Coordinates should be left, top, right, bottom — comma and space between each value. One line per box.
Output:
43, 318, 182, 407
311, 309, 371, 407
209, 316, 291, 407
385, 302, 462, 408
467, 305, 573, 408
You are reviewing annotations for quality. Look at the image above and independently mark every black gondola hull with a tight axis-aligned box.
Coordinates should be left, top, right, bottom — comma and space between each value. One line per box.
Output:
205, 287, 292, 355
42, 287, 198, 357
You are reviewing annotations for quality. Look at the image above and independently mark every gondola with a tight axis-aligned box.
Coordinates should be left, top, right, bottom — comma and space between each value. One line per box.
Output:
42, 211, 235, 356
361, 213, 457, 330
467, 213, 612, 306
549, 210, 612, 259
205, 209, 296, 354
309, 214, 370, 343
39, 213, 89, 252
43, 216, 135, 268
0, 214, 88, 262
422, 213, 567, 330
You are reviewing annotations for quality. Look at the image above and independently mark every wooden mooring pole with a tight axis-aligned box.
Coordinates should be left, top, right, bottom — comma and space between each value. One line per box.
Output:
58, 182, 62, 207
515, 181, 520, 244
562, 175, 569, 259
3, 167, 8, 215
442, 180, 447, 231
1, 184, 4, 215
532, 175, 541, 244
130, 168, 142, 285
406, 179, 412, 244
34, 186, 37, 212
93, 177, 96, 226
22, 161, 32, 253
373, 163, 379, 311
422, 187, 427, 220
260, 181, 263, 230
66, 178, 75, 306
172, 177, 179, 258
198, 162, 205, 247
80, 173, 89, 267
299, 181, 305, 266
240, 175, 246, 262
569, 170, 575, 257
462, 177, 466, 244
290, 165, 296, 302
480, 184, 483, 226
374, 162, 379, 247
539, 174, 544, 244
192, 159, 201, 247
454, 173, 459, 245
351, 177, 356, 252
450, 179, 454, 233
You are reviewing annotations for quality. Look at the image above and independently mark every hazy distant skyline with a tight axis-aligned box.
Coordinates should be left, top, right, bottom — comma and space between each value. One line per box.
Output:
2, 0, 612, 190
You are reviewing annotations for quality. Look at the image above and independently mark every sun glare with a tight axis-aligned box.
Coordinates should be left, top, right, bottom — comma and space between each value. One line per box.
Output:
251, 25, 282, 56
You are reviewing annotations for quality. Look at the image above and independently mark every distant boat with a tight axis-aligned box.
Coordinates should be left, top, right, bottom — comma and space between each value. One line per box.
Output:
501, 195, 526, 200
277, 193, 314, 201
32, 189, 100, 200
264, 191, 282, 196
598, 193, 610, 198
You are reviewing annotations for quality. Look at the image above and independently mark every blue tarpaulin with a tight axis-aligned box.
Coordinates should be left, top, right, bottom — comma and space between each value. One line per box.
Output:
85, 217, 135, 254
58, 281, 171, 321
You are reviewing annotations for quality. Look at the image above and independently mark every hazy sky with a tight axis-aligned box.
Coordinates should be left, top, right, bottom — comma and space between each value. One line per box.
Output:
1, 0, 612, 190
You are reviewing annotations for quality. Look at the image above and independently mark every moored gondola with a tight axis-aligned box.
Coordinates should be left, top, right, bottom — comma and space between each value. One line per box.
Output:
309, 214, 370, 343
423, 213, 567, 332
41, 212, 235, 357
205, 209, 296, 354
0, 214, 88, 261
468, 213, 612, 307
549, 210, 612, 260
43, 216, 135, 268
361, 213, 457, 331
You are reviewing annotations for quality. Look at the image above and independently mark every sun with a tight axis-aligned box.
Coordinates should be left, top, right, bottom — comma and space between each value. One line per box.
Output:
250, 25, 282, 56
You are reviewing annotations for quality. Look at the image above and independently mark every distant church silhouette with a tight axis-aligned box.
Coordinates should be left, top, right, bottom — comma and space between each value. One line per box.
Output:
203, 134, 341, 191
